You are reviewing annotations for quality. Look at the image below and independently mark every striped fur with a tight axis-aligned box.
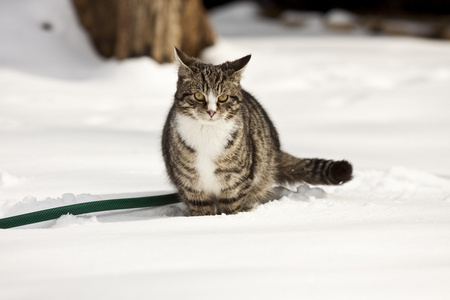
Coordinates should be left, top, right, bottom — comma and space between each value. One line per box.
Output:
161, 48, 352, 215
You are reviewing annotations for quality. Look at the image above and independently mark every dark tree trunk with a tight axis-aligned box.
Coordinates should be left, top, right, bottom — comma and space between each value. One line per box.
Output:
72, 0, 215, 63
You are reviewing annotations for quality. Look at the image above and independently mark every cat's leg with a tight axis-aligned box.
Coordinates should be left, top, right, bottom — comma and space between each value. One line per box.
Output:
217, 183, 270, 214
186, 200, 216, 216
217, 195, 263, 214
216, 199, 244, 214
216, 172, 277, 214
216, 183, 249, 214
179, 189, 216, 216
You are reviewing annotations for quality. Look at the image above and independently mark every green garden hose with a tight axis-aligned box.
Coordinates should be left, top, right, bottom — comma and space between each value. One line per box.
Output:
0, 193, 179, 229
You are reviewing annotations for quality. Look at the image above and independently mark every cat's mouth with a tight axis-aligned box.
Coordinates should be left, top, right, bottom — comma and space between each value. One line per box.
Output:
198, 118, 220, 125
196, 114, 223, 124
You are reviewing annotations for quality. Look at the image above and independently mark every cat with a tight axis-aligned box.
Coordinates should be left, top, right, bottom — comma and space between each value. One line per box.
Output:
161, 48, 352, 216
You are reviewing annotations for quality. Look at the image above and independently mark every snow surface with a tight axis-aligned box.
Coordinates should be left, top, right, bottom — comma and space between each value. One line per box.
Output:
1, 1, 450, 299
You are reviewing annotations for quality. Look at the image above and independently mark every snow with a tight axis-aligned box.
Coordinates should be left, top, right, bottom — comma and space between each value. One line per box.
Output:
1, 1, 450, 299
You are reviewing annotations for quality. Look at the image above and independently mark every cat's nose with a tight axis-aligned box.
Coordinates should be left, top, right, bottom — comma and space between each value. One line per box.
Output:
208, 110, 216, 117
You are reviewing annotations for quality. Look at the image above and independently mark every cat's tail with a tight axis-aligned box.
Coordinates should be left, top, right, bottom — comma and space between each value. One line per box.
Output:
276, 151, 353, 185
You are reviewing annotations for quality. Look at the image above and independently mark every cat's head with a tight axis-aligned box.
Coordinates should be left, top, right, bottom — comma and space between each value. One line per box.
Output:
173, 47, 250, 124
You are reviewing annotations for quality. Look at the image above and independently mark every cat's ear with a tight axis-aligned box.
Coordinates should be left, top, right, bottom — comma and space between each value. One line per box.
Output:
174, 47, 193, 70
227, 54, 251, 75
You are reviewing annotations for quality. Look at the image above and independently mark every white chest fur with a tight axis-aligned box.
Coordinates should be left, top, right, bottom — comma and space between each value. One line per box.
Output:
175, 114, 236, 196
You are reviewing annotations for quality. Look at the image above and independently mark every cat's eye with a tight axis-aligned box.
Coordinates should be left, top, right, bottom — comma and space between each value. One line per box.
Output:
218, 94, 228, 102
194, 92, 205, 101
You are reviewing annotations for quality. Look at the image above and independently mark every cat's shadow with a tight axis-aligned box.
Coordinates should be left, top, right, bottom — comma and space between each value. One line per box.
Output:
95, 184, 326, 223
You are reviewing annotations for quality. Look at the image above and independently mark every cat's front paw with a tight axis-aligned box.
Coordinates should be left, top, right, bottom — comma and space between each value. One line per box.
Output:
187, 204, 216, 216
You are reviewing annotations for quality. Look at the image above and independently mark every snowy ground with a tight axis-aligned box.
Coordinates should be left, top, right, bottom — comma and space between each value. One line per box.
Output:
1, 1, 450, 299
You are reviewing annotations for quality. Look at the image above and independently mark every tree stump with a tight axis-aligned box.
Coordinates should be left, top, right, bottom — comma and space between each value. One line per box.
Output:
72, 0, 216, 63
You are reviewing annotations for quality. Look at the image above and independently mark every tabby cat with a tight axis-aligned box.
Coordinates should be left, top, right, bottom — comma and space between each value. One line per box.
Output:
162, 48, 352, 216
